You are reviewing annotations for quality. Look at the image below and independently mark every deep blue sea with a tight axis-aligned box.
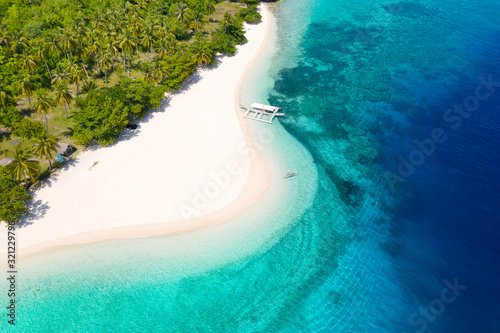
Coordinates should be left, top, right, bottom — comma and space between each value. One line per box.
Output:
268, 0, 500, 331
3, 0, 500, 332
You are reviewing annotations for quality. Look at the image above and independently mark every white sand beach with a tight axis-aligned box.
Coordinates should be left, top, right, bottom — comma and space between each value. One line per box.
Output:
1, 5, 274, 258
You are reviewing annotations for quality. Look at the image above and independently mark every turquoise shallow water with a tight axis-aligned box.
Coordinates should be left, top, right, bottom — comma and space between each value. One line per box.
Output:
3, 0, 500, 331
4, 117, 318, 331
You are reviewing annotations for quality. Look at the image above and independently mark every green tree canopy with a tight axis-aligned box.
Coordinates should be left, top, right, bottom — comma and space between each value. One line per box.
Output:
33, 90, 56, 131
32, 132, 59, 169
237, 5, 262, 24
5, 147, 41, 184
54, 82, 73, 119
17, 73, 36, 109
0, 106, 22, 129
0, 166, 31, 225
73, 79, 163, 146
0, 84, 14, 107
73, 96, 129, 146
190, 37, 214, 66
12, 118, 45, 140
0, 0, 259, 153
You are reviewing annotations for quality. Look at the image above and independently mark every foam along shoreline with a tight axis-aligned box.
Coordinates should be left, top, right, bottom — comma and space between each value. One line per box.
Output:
0, 5, 274, 260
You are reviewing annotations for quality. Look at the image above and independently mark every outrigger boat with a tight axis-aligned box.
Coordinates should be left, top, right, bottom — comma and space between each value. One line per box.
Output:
284, 172, 298, 179
242, 103, 285, 124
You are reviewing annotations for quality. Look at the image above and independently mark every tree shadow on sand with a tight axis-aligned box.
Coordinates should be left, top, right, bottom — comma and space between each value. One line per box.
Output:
17, 199, 50, 228
31, 158, 80, 190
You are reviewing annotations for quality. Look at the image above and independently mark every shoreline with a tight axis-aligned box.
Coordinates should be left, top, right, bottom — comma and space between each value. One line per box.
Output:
1, 5, 275, 261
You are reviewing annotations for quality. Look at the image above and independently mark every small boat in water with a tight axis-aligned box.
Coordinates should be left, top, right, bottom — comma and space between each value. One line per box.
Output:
284, 172, 298, 179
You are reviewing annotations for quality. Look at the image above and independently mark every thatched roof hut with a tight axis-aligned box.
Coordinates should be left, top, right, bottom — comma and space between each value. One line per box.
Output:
57, 143, 76, 157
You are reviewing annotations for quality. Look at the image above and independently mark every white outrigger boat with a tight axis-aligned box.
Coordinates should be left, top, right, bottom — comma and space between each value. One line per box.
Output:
284, 172, 298, 179
241, 103, 285, 124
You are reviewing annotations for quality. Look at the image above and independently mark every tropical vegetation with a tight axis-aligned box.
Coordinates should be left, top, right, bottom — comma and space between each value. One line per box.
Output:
0, 0, 267, 224
0, 166, 31, 225
4, 147, 42, 184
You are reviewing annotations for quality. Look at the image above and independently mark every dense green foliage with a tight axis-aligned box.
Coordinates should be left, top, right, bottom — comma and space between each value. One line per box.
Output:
211, 12, 247, 55
12, 118, 45, 140
0, 0, 262, 221
74, 79, 164, 145
237, 5, 262, 24
0, 0, 255, 145
74, 97, 129, 146
5, 147, 41, 183
0, 166, 31, 224
32, 132, 59, 168
0, 106, 22, 128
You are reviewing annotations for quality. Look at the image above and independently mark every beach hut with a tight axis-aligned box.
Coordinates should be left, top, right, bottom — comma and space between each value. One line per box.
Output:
57, 143, 76, 157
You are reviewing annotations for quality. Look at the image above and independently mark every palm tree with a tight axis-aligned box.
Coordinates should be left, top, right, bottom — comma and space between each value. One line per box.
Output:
71, 20, 86, 45
78, 45, 92, 81
108, 40, 120, 74
119, 1, 133, 14
69, 65, 85, 96
32, 133, 59, 169
119, 30, 136, 54
152, 63, 166, 85
31, 40, 52, 77
159, 28, 176, 41
20, 53, 38, 74
138, 0, 150, 10
176, 42, 188, 56
0, 27, 9, 46
175, 3, 190, 23
157, 30, 176, 58
142, 68, 156, 85
17, 74, 36, 109
0, 85, 13, 108
141, 28, 155, 61
119, 31, 136, 76
9, 33, 27, 54
204, 0, 215, 15
129, 17, 144, 54
190, 39, 214, 66
157, 42, 170, 60
141, 63, 157, 84
220, 13, 232, 34
90, 39, 102, 71
189, 12, 205, 33
72, 25, 90, 80
65, 60, 85, 95
47, 35, 63, 70
33, 90, 56, 131
84, 28, 100, 71
54, 83, 73, 119
93, 13, 106, 31
65, 60, 78, 77
58, 28, 75, 59
101, 28, 118, 72
98, 53, 112, 87
5, 147, 41, 184
51, 70, 70, 85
